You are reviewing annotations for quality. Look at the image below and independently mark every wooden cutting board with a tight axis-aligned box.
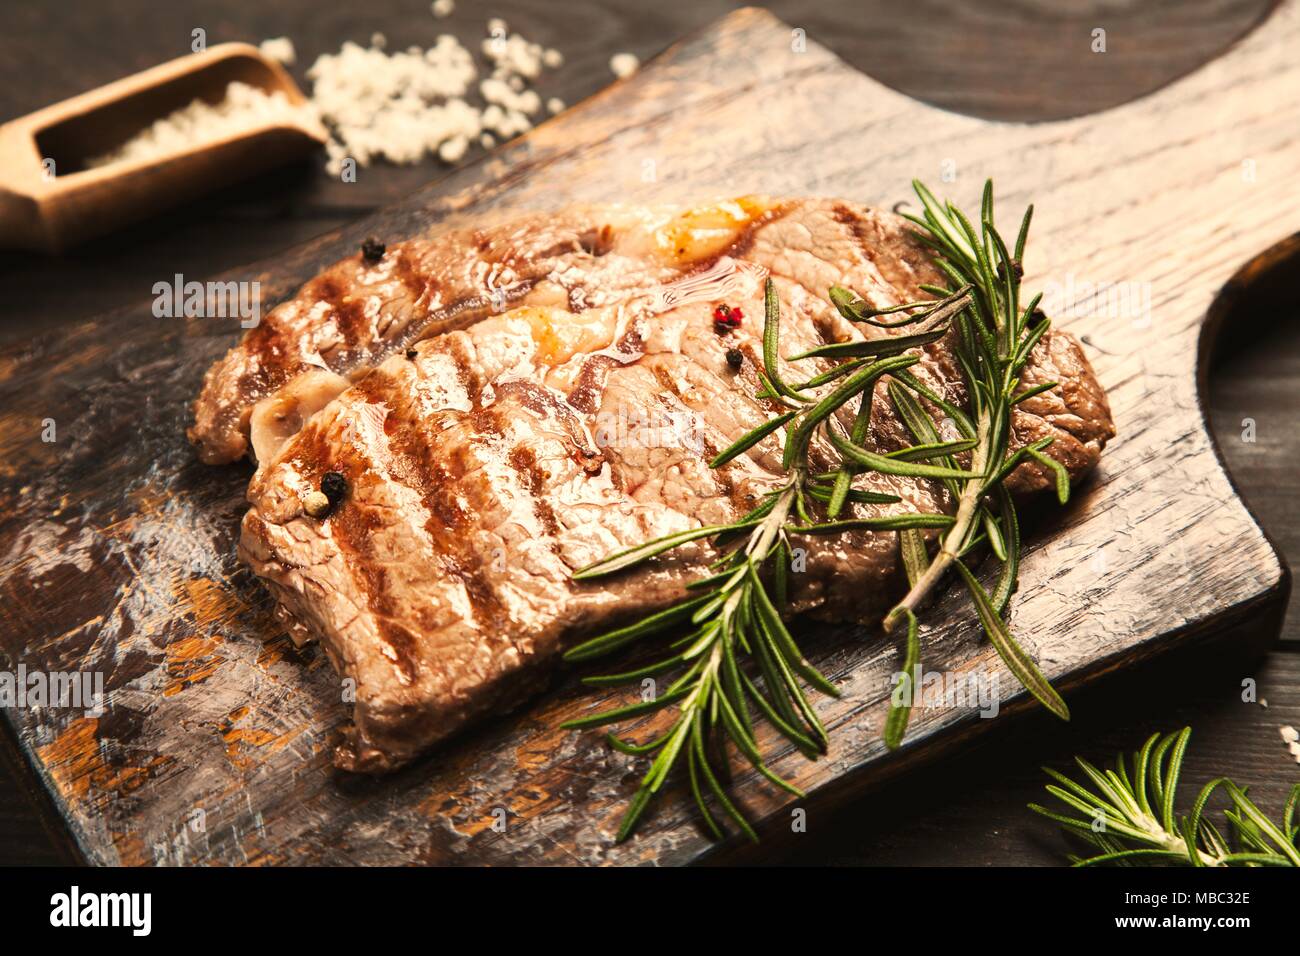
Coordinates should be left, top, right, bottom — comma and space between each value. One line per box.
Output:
0, 4, 1294, 866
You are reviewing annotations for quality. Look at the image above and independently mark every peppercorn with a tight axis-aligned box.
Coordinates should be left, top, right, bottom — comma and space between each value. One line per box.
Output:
361, 237, 386, 262
321, 471, 348, 506
302, 491, 332, 519
406, 348, 418, 360
712, 303, 744, 335
725, 348, 744, 371
996, 259, 1024, 281
1027, 308, 1048, 328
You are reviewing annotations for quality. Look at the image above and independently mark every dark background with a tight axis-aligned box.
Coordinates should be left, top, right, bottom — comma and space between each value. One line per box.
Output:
1, 0, 1296, 865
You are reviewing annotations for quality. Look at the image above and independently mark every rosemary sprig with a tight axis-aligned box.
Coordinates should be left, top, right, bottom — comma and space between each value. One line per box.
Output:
564, 181, 1074, 842
564, 473, 832, 843
1031, 728, 1300, 867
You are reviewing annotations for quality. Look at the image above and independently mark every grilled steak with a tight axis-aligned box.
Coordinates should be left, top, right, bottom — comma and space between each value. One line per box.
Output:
206, 198, 1114, 773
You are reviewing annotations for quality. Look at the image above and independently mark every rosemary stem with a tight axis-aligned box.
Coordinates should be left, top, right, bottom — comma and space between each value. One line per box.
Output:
882, 407, 991, 632
748, 470, 803, 562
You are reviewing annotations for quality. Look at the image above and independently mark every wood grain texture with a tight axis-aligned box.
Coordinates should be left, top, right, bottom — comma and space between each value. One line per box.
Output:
0, 4, 1294, 866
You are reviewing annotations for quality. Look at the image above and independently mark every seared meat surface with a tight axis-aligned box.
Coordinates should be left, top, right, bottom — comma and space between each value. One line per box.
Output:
190, 201, 771, 465
202, 198, 1114, 773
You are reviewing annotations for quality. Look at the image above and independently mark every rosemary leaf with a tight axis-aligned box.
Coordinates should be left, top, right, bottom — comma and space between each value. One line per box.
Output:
805, 484, 901, 506
827, 427, 979, 480
953, 559, 1069, 721
885, 437, 978, 462
762, 278, 805, 403
564, 593, 715, 661
710, 410, 799, 467
1012, 380, 1058, 404
572, 519, 758, 580
782, 354, 919, 470
787, 323, 950, 361
561, 684, 692, 730
883, 608, 919, 749
899, 527, 929, 588
1027, 446, 1071, 505
788, 514, 954, 535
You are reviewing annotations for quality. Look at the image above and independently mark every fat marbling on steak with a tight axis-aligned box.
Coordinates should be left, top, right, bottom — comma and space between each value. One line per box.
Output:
200, 198, 1114, 773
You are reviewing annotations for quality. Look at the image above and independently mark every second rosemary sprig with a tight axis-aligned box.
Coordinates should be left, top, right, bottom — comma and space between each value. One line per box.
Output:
564, 180, 1075, 842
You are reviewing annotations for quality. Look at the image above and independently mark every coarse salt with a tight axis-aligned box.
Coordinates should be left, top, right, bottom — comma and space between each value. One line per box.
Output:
259, 36, 296, 66
85, 81, 321, 168
304, 18, 564, 173
610, 52, 640, 79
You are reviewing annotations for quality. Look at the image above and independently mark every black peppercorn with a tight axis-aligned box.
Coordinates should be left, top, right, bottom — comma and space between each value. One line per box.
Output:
361, 237, 386, 262
405, 348, 418, 360
725, 348, 744, 371
321, 471, 348, 506
1028, 308, 1048, 328
996, 258, 1024, 281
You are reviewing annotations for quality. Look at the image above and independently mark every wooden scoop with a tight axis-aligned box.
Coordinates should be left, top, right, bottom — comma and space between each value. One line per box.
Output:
0, 43, 326, 252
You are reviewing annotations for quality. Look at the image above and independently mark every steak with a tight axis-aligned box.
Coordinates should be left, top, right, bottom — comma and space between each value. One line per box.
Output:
206, 198, 1114, 773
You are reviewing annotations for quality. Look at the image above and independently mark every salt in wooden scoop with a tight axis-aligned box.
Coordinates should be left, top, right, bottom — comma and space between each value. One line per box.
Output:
0, 42, 327, 252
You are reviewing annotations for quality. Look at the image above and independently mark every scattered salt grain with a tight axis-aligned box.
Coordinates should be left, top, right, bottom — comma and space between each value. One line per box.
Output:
285, 17, 569, 172
85, 81, 321, 168
259, 36, 296, 66
307, 35, 480, 173
1282, 726, 1300, 764
483, 32, 546, 79
610, 52, 640, 79
437, 135, 469, 163
546, 97, 564, 115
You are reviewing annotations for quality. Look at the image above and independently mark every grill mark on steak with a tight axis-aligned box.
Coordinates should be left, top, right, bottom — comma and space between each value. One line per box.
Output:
507, 445, 562, 538
567, 354, 623, 414
391, 244, 442, 310
566, 320, 646, 414
353, 370, 511, 637
832, 200, 928, 298
286, 417, 424, 685
496, 379, 595, 453
443, 332, 485, 401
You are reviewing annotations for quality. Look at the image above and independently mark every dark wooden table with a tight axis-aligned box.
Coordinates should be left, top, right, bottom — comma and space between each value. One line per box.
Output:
1, 0, 1296, 866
